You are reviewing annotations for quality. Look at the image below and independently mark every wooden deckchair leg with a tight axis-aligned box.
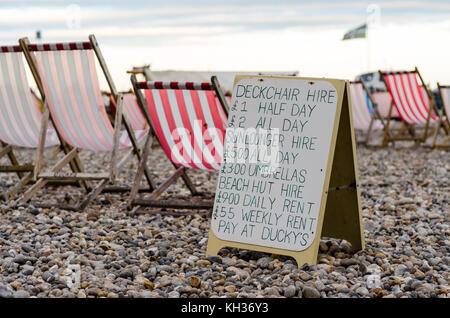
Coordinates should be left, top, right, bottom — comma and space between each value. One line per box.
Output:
128, 133, 153, 207
69, 150, 91, 191
178, 166, 199, 196
381, 102, 394, 147
0, 142, 24, 179
34, 104, 50, 179
373, 106, 387, 147
77, 179, 108, 211
365, 117, 375, 145
146, 166, 187, 201
0, 144, 12, 159
15, 148, 79, 205
423, 102, 433, 142
129, 166, 188, 212
6, 172, 34, 200
5, 146, 62, 200
432, 118, 441, 147
109, 94, 124, 183
121, 114, 156, 191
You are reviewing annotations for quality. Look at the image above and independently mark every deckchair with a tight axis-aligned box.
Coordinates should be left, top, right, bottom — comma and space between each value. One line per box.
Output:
349, 80, 384, 145
432, 83, 450, 147
15, 35, 155, 211
128, 75, 229, 214
0, 44, 62, 200
379, 67, 440, 147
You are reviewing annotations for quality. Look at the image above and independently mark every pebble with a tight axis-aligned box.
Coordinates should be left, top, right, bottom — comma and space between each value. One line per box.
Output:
340, 259, 358, 267
168, 291, 180, 298
190, 276, 201, 288
355, 287, 369, 296
224, 285, 236, 293
284, 285, 297, 298
13, 290, 30, 298
302, 286, 321, 298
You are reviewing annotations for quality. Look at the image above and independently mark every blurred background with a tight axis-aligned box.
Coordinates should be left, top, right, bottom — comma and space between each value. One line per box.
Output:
1, 0, 449, 91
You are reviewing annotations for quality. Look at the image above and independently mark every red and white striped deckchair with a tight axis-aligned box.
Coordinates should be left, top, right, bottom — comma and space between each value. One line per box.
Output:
349, 81, 384, 145
0, 44, 61, 200
379, 68, 440, 147
16, 35, 155, 211
128, 75, 229, 213
433, 83, 450, 147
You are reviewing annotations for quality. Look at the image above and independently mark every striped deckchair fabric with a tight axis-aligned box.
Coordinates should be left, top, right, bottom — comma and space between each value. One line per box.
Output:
110, 92, 147, 130
137, 80, 227, 170
349, 81, 382, 131
373, 91, 399, 118
0, 45, 58, 148
381, 71, 437, 124
28, 42, 146, 151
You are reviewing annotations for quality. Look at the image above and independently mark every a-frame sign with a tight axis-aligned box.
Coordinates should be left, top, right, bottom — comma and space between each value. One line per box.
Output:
207, 75, 365, 267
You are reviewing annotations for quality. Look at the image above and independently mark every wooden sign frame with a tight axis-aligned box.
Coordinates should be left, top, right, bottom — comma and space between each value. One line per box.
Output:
206, 75, 365, 267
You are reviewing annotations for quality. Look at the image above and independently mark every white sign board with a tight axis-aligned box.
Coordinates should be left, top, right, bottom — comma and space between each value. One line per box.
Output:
210, 77, 339, 251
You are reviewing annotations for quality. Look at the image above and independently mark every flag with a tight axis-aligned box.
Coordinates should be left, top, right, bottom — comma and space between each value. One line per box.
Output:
342, 23, 367, 40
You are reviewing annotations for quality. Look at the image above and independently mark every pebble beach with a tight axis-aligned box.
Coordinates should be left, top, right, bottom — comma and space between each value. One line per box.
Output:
0, 143, 448, 298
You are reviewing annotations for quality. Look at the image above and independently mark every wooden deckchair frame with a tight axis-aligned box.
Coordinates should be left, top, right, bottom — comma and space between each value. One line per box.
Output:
432, 83, 450, 148
128, 74, 229, 215
0, 140, 57, 201
15, 35, 155, 211
0, 47, 64, 201
127, 64, 152, 81
350, 80, 386, 146
379, 67, 441, 147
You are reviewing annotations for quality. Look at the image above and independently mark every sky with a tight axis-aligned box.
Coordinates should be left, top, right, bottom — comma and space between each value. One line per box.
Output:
1, 0, 449, 90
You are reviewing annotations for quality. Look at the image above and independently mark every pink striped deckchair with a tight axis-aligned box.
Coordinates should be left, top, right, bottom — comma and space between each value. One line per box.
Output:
349, 80, 384, 145
379, 68, 440, 147
0, 44, 61, 200
128, 75, 229, 214
433, 83, 450, 147
109, 92, 148, 130
16, 35, 155, 211
373, 91, 399, 118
